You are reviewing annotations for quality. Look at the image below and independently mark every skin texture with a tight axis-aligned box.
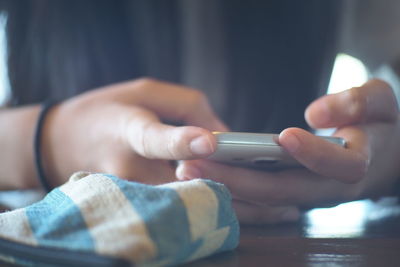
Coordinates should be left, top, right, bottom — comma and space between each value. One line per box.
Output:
0, 105, 40, 189
1, 78, 399, 225
177, 79, 400, 224
0, 78, 227, 190
41, 78, 228, 187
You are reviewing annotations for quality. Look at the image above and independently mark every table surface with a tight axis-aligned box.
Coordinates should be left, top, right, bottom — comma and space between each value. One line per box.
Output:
2, 196, 400, 266
187, 197, 400, 267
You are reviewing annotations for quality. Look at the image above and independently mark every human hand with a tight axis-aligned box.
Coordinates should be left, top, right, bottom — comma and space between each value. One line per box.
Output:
176, 79, 400, 224
42, 78, 227, 187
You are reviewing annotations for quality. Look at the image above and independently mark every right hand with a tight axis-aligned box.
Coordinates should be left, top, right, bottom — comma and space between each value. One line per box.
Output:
42, 78, 227, 187
177, 80, 400, 224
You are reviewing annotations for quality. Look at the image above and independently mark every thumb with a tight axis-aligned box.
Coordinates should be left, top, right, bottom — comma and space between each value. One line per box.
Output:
122, 105, 217, 160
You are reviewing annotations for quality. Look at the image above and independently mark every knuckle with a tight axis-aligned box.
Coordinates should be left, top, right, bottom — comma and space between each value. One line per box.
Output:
133, 77, 159, 87
141, 126, 155, 158
166, 129, 185, 158
130, 77, 160, 94
132, 121, 153, 158
188, 89, 209, 108
347, 87, 367, 121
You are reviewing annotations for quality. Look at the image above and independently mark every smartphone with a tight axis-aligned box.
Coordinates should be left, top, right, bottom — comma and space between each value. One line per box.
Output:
207, 132, 346, 171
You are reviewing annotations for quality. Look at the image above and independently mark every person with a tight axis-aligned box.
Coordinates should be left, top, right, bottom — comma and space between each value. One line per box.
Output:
0, 0, 399, 224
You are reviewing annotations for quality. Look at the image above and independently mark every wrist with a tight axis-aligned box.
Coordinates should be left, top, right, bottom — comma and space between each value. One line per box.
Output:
0, 105, 41, 189
40, 102, 66, 188
34, 101, 62, 191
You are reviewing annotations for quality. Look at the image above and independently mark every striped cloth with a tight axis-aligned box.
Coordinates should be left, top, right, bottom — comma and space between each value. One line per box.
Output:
0, 172, 239, 266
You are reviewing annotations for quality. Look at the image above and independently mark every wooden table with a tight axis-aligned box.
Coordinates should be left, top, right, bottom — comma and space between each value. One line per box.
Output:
188, 197, 400, 266
2, 196, 400, 266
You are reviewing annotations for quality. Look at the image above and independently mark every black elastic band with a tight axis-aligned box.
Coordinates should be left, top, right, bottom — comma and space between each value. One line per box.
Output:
34, 101, 57, 192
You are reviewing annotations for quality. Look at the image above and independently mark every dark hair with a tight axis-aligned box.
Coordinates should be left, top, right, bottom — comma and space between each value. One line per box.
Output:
3, 0, 183, 105
1, 0, 341, 132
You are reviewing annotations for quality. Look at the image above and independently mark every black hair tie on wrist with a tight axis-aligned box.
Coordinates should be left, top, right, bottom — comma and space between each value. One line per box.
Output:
34, 101, 58, 192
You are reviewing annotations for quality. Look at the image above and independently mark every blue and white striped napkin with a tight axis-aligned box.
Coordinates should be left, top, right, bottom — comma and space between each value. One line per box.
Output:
0, 172, 239, 266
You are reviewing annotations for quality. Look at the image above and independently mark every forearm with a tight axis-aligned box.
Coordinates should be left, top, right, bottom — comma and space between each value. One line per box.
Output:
0, 105, 41, 190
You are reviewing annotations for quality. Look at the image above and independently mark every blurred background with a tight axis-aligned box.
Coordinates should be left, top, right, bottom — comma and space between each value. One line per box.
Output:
1, 0, 400, 234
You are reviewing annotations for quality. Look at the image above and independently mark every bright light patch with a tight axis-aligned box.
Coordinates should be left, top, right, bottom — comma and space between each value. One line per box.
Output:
304, 200, 370, 238
327, 53, 368, 95
0, 13, 10, 106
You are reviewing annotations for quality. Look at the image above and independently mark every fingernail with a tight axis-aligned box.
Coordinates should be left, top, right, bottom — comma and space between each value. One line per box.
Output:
190, 135, 214, 156
176, 164, 202, 180
280, 132, 300, 153
281, 209, 300, 222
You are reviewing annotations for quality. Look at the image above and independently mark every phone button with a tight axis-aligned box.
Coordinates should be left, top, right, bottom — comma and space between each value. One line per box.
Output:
252, 157, 279, 165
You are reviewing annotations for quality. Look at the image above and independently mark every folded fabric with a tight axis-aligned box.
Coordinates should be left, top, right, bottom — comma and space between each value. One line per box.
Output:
0, 172, 239, 266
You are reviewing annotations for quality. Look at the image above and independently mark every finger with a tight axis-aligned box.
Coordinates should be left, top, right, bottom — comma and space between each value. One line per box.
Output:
103, 155, 176, 185
233, 200, 300, 224
278, 127, 368, 183
176, 159, 291, 204
305, 79, 399, 129
176, 159, 360, 207
114, 78, 229, 131
122, 106, 217, 160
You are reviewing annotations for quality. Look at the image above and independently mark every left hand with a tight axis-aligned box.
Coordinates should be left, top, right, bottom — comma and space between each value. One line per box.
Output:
176, 79, 400, 224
